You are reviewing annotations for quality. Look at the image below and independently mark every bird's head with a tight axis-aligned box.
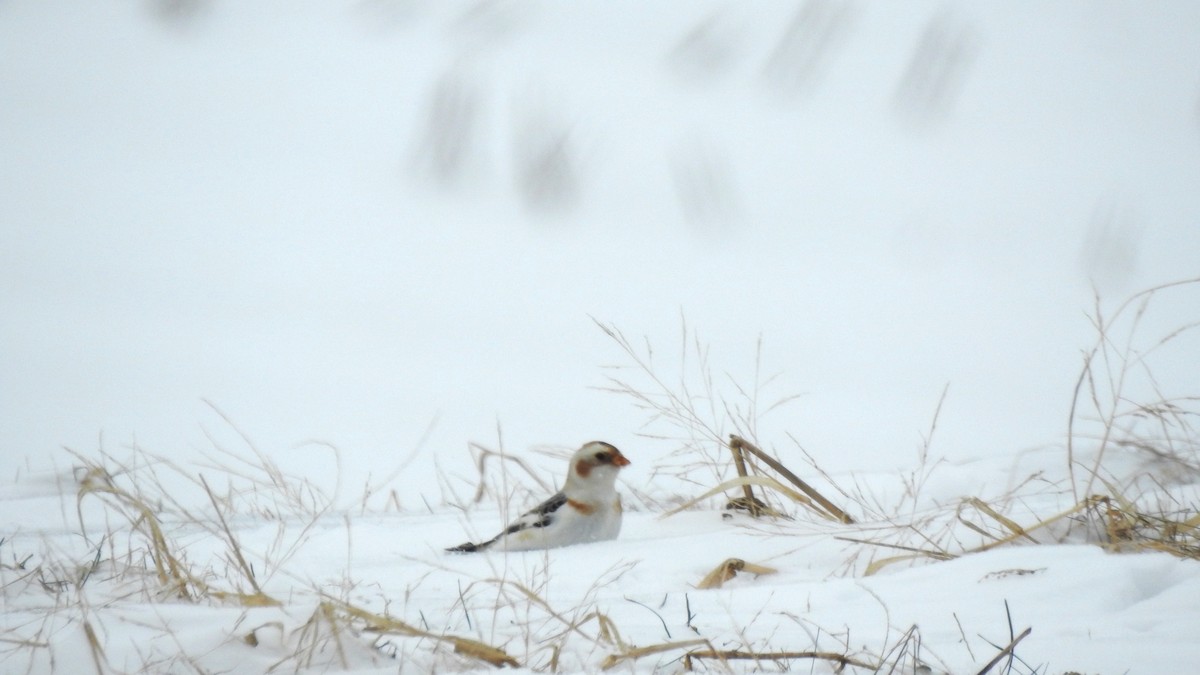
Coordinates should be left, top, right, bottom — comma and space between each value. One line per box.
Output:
564, 441, 630, 497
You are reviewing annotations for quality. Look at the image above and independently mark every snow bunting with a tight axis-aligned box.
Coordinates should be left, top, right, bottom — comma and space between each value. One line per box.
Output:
446, 441, 631, 553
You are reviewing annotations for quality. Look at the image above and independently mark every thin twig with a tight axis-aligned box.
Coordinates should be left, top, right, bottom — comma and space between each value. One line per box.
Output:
625, 596, 671, 639
200, 474, 267, 597
974, 627, 1032, 675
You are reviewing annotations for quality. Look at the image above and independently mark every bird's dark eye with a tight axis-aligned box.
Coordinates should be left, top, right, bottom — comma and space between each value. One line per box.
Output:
595, 452, 608, 462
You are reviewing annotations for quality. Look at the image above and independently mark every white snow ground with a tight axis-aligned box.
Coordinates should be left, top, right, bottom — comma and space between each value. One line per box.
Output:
2, 1, 1200, 673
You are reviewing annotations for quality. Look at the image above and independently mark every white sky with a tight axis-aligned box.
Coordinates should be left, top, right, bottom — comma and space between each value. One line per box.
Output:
2, 1, 1198, 492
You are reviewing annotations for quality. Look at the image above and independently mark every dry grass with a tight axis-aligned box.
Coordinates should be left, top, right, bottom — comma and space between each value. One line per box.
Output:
2, 428, 530, 674
594, 315, 807, 516
1065, 278, 1200, 552
1067, 278, 1200, 502
4, 280, 1195, 674
694, 558, 777, 590
593, 278, 1200, 672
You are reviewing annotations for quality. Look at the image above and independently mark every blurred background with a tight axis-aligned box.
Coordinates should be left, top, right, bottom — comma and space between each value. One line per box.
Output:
2, 1, 1198, 500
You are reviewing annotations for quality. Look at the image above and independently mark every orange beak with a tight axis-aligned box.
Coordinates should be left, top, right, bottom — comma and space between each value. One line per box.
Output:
611, 451, 631, 467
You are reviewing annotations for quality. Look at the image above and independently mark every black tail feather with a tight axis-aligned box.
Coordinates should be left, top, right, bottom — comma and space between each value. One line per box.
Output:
446, 541, 484, 553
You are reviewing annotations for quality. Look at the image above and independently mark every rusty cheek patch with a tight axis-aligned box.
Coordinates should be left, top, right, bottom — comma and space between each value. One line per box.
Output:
574, 459, 592, 478
567, 499, 595, 515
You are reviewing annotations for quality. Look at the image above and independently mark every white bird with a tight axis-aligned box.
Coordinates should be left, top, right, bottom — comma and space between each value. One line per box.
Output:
447, 441, 631, 553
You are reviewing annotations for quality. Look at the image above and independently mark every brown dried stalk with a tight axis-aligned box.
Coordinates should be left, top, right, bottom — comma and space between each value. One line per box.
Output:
729, 435, 854, 523
683, 648, 874, 671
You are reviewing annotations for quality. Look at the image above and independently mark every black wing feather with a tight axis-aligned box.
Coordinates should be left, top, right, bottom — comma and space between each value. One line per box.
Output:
446, 492, 568, 553
523, 492, 567, 528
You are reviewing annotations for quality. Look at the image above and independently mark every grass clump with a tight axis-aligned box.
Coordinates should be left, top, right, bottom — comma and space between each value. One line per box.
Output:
593, 278, 1199, 673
